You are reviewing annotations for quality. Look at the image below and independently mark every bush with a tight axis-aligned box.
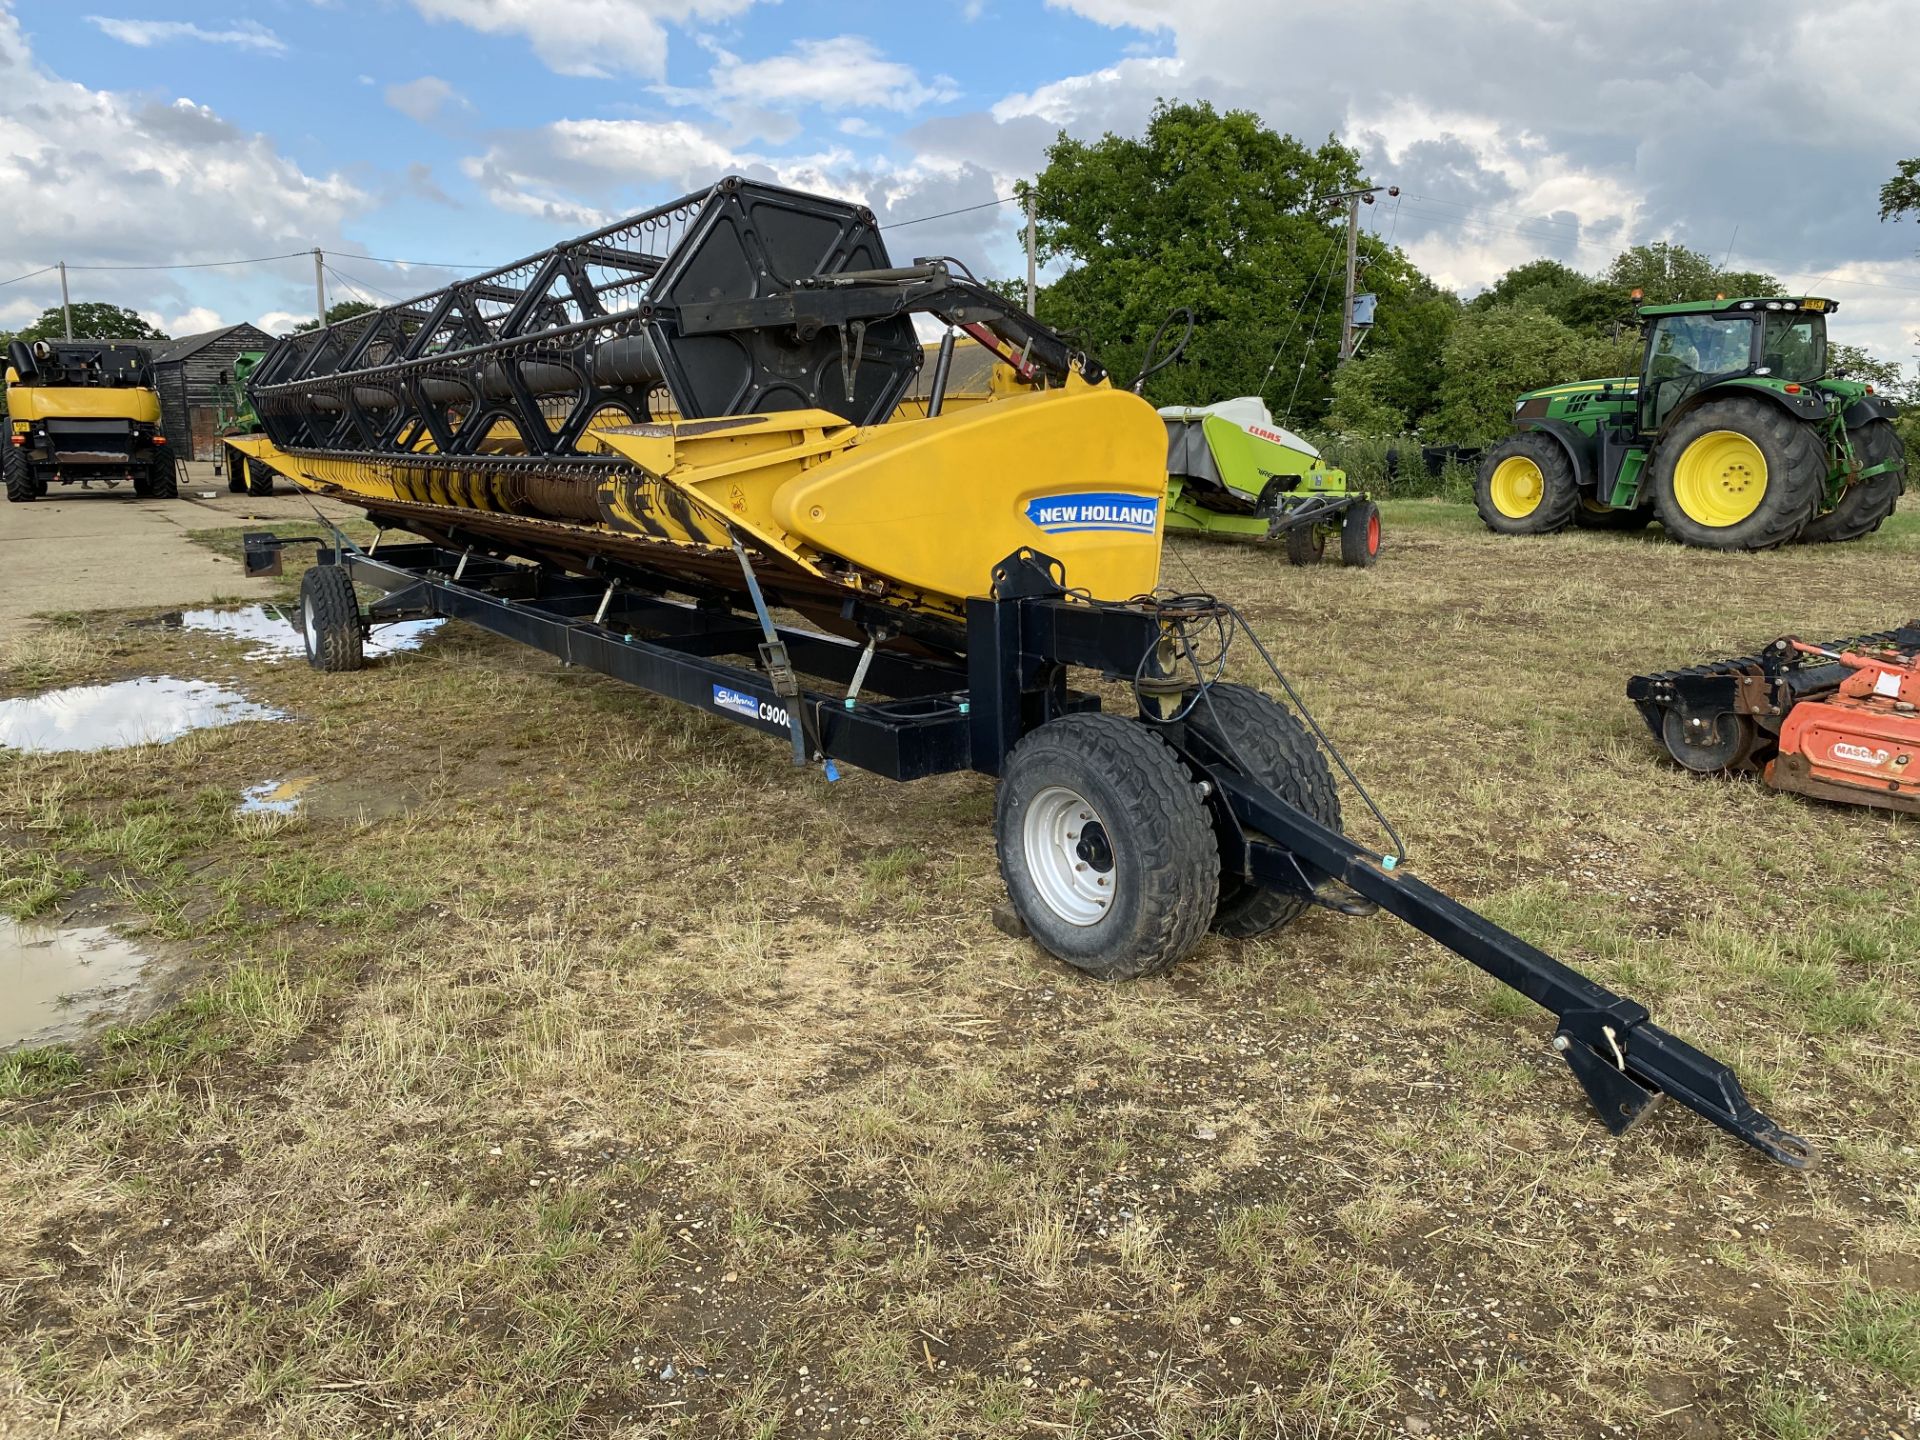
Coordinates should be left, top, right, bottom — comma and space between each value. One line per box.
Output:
1307, 430, 1474, 502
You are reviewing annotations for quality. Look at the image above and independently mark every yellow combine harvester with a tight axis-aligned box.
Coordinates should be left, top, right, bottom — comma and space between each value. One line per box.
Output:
5, 339, 177, 501
234, 177, 1807, 1169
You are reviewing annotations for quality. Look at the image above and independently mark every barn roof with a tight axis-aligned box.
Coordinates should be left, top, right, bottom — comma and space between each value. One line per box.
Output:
150, 323, 270, 366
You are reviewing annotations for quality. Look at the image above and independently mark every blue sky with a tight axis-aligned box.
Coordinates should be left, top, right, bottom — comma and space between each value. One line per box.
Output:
5, 0, 1918, 370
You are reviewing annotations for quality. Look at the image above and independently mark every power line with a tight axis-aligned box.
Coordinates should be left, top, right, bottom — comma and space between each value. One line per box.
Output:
881, 195, 1022, 230
63, 250, 311, 272
0, 264, 57, 289
322, 261, 404, 305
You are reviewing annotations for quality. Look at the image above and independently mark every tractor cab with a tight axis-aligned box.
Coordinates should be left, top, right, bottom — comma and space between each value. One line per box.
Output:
1636, 297, 1832, 432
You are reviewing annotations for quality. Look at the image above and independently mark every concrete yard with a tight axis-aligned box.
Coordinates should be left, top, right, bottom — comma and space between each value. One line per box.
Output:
0, 463, 359, 633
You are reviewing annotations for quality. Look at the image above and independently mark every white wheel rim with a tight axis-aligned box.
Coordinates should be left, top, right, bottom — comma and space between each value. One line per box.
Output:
1022, 785, 1116, 927
303, 596, 320, 658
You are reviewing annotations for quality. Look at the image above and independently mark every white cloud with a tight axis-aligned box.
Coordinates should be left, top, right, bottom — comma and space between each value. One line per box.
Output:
85, 17, 285, 52
692, 36, 959, 114
164, 305, 225, 336
0, 10, 366, 330
408, 0, 758, 80
254, 310, 308, 336
385, 75, 466, 124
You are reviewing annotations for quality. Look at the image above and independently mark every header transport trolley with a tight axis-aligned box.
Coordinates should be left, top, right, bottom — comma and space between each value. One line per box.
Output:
234, 177, 1809, 1169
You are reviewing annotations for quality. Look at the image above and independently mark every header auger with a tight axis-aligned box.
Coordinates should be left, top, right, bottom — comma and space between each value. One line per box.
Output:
237, 177, 1809, 1169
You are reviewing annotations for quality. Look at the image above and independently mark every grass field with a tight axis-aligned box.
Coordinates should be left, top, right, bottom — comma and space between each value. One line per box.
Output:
1, 500, 1917, 1439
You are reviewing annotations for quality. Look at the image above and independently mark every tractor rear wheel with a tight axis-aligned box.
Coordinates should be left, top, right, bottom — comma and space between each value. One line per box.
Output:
995, 713, 1218, 980
146, 447, 178, 500
1181, 683, 1342, 938
1799, 419, 1904, 544
1649, 397, 1822, 550
1285, 521, 1325, 566
1339, 499, 1382, 567
1474, 434, 1579, 535
5, 447, 36, 503
299, 564, 365, 673
247, 458, 274, 497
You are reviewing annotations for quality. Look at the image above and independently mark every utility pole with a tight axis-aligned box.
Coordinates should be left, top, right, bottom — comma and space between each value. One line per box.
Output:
1340, 195, 1360, 362
58, 261, 72, 339
1024, 192, 1037, 317
313, 247, 328, 329
1324, 183, 1398, 363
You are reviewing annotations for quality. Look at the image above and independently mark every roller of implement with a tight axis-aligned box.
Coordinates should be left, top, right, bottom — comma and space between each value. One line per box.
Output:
241, 176, 1155, 643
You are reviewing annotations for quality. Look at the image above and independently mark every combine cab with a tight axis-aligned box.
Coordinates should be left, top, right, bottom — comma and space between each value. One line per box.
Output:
1161, 398, 1381, 566
1477, 297, 1904, 549
4, 339, 176, 502
231, 177, 1810, 1168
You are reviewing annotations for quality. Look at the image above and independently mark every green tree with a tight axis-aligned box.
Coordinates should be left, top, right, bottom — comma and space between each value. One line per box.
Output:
1879, 157, 1920, 221
1026, 100, 1418, 418
1429, 306, 1638, 445
12, 303, 167, 343
295, 299, 378, 332
1604, 242, 1780, 304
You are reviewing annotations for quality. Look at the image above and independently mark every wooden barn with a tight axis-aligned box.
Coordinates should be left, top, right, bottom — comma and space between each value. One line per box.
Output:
150, 323, 273, 460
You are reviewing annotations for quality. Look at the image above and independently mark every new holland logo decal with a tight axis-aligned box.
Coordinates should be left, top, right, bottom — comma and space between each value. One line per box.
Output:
1024, 492, 1160, 536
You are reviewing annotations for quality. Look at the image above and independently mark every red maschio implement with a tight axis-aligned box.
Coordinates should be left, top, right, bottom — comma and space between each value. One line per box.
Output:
1628, 623, 1920, 813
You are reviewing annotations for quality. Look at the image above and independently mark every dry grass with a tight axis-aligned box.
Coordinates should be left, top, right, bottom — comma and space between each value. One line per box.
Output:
0, 498, 1916, 1437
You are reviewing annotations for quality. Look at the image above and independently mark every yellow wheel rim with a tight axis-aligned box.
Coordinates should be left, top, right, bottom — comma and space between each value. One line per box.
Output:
1673, 430, 1768, 527
1489, 456, 1544, 518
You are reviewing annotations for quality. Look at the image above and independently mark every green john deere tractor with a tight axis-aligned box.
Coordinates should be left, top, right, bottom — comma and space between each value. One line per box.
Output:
216, 349, 277, 496
1475, 297, 1904, 550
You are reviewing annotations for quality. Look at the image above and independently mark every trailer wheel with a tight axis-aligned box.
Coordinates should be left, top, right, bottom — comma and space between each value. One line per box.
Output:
146, 447, 178, 500
225, 446, 246, 494
247, 458, 275, 498
995, 714, 1217, 980
1475, 433, 1579, 535
1285, 522, 1325, 566
299, 565, 365, 672
1339, 500, 1381, 567
5, 447, 36, 503
1799, 420, 1904, 544
1182, 683, 1342, 937
1660, 708, 1757, 773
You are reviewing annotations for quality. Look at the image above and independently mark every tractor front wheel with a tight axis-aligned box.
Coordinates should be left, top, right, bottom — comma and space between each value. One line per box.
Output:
1339, 499, 1382, 567
994, 713, 1218, 980
1649, 397, 1822, 550
299, 564, 365, 673
1474, 434, 1579, 535
1799, 419, 1904, 544
5, 447, 36, 503
1181, 683, 1342, 938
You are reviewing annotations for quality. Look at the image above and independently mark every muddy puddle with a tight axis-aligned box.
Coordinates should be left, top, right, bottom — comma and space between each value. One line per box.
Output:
159, 604, 443, 662
238, 776, 319, 815
1, 920, 154, 1050
0, 676, 286, 754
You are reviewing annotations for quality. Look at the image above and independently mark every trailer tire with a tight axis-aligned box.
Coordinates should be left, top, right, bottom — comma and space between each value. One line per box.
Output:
146, 447, 178, 500
225, 446, 246, 494
1181, 683, 1343, 937
247, 458, 275, 497
1648, 396, 1822, 550
1285, 522, 1325, 566
1798, 419, 1904, 544
299, 564, 365, 673
5, 447, 36, 503
995, 713, 1218, 980
1339, 499, 1381, 567
1475, 433, 1579, 535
